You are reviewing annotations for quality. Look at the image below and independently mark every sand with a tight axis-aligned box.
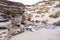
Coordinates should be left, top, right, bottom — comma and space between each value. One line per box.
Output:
10, 27, 60, 40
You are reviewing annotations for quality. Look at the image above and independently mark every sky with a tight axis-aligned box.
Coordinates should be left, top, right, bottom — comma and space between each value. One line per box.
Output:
8, 0, 43, 5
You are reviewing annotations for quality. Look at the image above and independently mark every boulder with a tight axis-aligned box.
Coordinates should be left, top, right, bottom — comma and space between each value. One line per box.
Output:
0, 28, 10, 40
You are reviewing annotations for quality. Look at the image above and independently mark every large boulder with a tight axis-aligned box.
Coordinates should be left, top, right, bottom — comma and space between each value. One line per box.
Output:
0, 0, 25, 38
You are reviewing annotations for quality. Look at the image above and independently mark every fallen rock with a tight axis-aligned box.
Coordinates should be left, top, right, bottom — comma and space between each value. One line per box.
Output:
25, 22, 59, 32
0, 29, 9, 40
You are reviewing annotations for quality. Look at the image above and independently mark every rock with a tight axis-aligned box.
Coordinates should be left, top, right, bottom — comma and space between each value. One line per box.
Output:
25, 22, 41, 31
11, 17, 25, 35
24, 0, 60, 25
0, 0, 25, 40
0, 0, 60, 40
25, 22, 58, 32
0, 29, 9, 40
11, 24, 24, 35
56, 23, 60, 26
49, 11, 60, 18
0, 21, 11, 27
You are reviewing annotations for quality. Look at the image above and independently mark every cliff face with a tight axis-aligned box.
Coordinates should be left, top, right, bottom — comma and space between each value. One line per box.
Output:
24, 0, 60, 25
0, 0, 25, 27
0, 0, 25, 40
0, 0, 25, 17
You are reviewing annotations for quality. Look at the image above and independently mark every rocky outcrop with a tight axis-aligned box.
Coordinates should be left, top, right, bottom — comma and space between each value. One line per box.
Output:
24, 0, 60, 25
0, 0, 25, 40
0, 28, 9, 40
0, 0, 60, 40
0, 0, 25, 17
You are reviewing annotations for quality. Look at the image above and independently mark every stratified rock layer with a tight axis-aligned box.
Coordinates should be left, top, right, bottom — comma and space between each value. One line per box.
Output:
0, 0, 25, 40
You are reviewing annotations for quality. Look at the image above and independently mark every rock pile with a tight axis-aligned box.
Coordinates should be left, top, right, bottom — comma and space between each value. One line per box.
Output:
24, 0, 60, 25
25, 22, 58, 32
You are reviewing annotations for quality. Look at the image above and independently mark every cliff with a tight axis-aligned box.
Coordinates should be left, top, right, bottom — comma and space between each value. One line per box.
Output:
0, 0, 25, 40
0, 0, 25, 17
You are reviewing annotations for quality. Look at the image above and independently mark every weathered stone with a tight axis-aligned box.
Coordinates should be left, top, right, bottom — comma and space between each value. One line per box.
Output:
49, 11, 60, 18
25, 22, 58, 32
24, 0, 60, 25
11, 24, 24, 35
0, 29, 9, 40
0, 0, 25, 39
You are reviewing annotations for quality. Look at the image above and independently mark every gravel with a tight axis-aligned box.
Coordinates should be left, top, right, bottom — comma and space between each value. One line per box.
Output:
25, 22, 59, 32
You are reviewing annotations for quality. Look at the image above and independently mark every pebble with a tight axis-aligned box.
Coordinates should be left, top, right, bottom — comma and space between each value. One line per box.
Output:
25, 22, 59, 32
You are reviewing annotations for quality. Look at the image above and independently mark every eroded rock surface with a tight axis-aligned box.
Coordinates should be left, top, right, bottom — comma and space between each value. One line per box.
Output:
0, 29, 9, 40
0, 0, 25, 40
0, 0, 60, 40
24, 0, 60, 25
